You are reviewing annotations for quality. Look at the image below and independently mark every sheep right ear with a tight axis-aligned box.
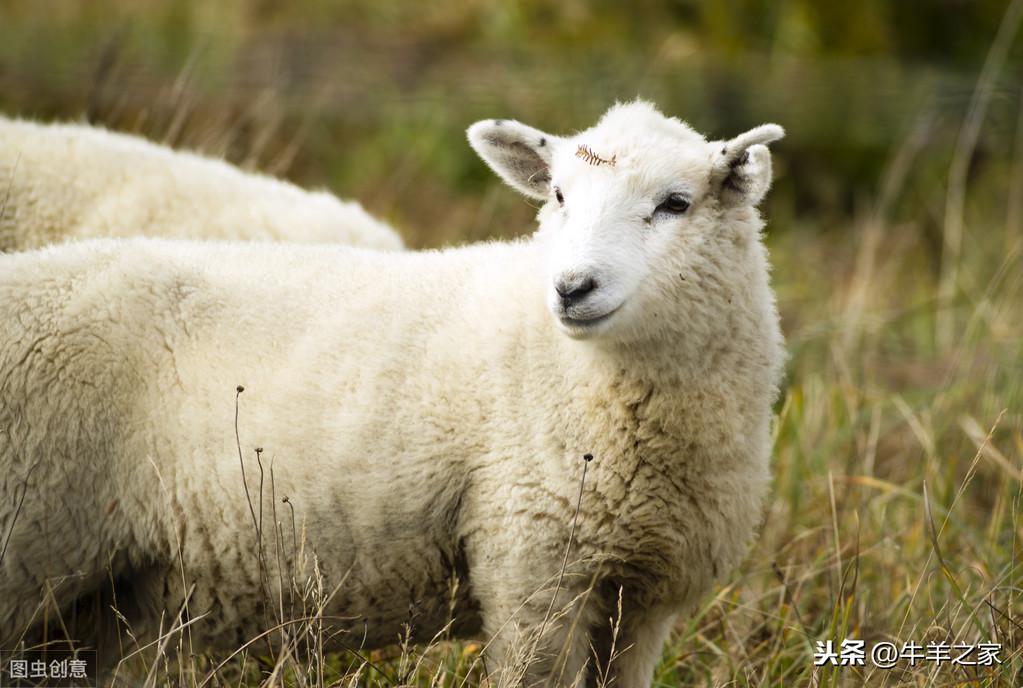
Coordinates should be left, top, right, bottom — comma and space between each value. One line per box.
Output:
711, 124, 784, 207
468, 119, 562, 200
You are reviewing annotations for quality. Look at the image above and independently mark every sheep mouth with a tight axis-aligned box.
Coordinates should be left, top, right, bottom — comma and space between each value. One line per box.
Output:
557, 305, 621, 332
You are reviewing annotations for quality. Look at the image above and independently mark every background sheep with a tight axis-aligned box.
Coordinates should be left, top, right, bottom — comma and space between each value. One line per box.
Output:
0, 116, 404, 251
0, 102, 783, 687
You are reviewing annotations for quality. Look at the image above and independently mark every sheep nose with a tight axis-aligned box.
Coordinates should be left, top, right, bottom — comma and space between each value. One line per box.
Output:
555, 274, 597, 306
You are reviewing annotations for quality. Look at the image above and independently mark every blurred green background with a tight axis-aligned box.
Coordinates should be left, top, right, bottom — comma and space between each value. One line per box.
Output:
2, 0, 1020, 248
2, 2, 1022, 685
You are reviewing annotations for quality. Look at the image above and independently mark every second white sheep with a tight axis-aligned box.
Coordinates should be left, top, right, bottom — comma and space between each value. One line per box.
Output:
0, 116, 403, 251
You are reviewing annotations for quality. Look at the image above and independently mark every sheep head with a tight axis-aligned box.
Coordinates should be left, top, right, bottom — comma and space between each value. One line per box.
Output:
468, 101, 784, 343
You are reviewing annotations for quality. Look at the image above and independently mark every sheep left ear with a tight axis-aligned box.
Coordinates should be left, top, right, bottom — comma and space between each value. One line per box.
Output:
711, 124, 784, 207
467, 119, 563, 200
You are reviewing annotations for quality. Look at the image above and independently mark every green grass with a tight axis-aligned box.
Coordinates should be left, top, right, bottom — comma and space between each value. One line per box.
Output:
1, 1, 1021, 685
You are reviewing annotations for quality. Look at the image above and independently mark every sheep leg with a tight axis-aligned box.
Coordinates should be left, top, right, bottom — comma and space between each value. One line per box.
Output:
0, 487, 95, 648
476, 574, 602, 687
587, 603, 676, 688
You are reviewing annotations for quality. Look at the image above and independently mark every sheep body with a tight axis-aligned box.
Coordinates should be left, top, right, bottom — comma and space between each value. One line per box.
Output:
0, 116, 403, 251
0, 103, 784, 687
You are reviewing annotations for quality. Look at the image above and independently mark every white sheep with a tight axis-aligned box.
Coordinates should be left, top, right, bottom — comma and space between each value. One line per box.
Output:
0, 101, 785, 687
0, 116, 403, 251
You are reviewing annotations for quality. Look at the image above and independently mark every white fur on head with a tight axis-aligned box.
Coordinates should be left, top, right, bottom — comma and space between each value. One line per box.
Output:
711, 123, 785, 207
469, 102, 784, 342
467, 119, 563, 200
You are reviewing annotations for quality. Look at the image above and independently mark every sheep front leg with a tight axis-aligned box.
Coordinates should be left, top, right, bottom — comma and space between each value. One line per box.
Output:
588, 604, 676, 688
475, 570, 602, 687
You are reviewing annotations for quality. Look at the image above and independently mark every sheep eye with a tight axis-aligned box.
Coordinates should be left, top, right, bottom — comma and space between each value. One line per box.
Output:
554, 187, 565, 205
656, 193, 690, 215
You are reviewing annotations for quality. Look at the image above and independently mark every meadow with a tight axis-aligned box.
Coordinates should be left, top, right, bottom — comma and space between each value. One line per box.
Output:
1, 1, 1021, 685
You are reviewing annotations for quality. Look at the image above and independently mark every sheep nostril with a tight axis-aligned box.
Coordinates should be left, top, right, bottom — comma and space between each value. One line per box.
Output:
556, 276, 597, 305
573, 277, 596, 298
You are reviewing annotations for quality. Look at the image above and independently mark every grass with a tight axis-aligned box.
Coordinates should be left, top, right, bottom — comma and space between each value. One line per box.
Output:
1, 1, 1022, 685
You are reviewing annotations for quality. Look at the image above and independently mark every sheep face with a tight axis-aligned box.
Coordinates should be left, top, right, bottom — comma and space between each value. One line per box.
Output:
468, 101, 784, 342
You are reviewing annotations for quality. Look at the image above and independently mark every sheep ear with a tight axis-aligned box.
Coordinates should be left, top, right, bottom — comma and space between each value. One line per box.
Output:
468, 119, 562, 200
711, 124, 784, 207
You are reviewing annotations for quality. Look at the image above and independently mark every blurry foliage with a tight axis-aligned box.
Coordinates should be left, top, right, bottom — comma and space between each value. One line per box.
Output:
1, 0, 1021, 247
